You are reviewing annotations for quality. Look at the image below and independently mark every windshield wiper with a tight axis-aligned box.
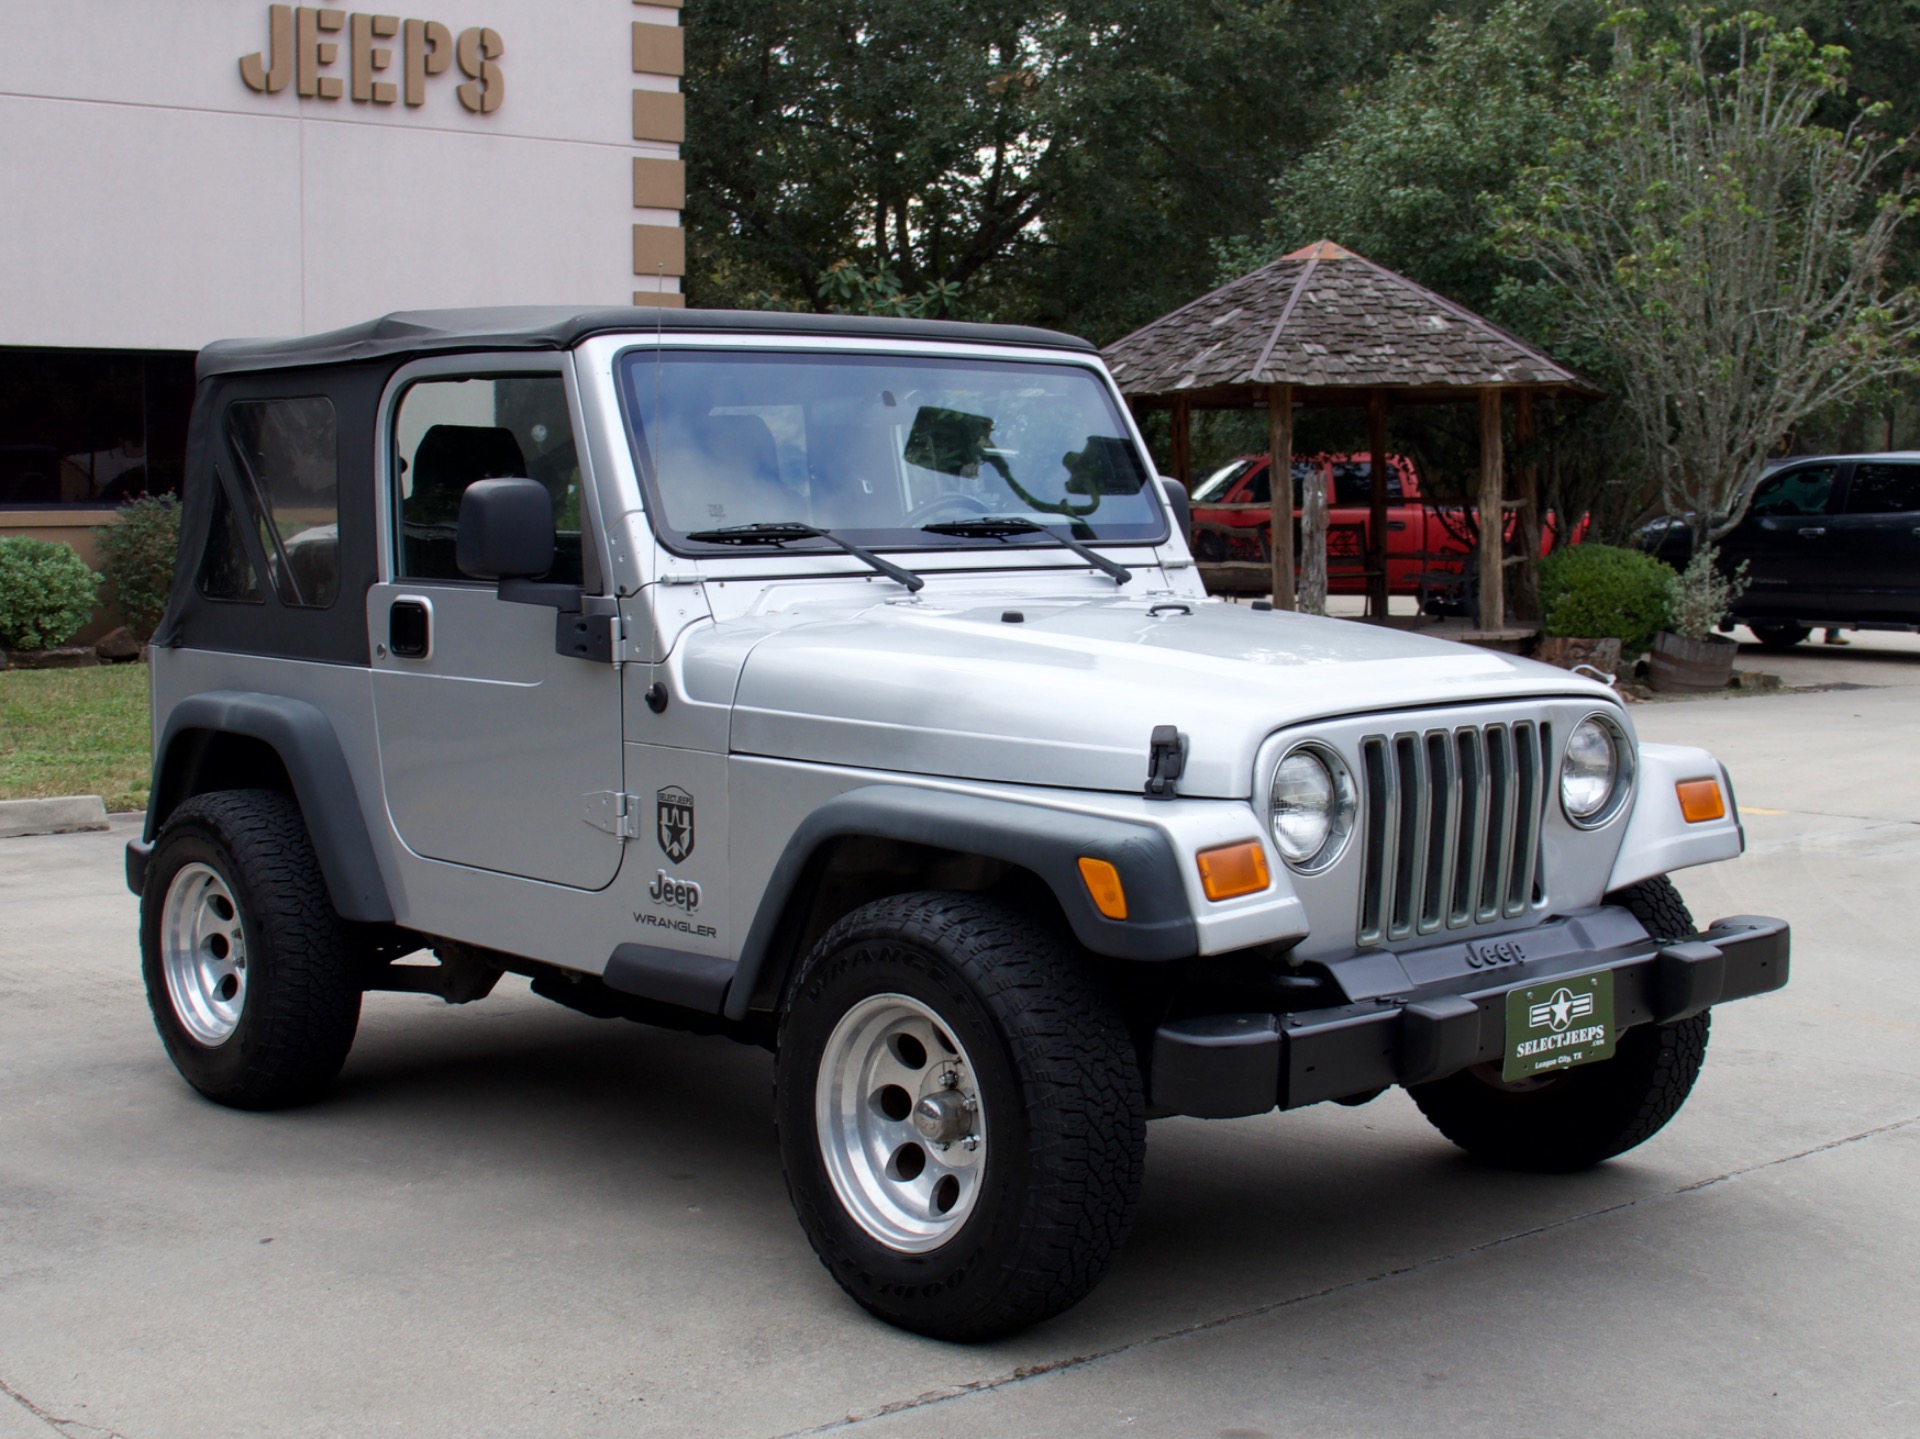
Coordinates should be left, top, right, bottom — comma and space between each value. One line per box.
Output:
921, 517, 1133, 586
683, 522, 924, 593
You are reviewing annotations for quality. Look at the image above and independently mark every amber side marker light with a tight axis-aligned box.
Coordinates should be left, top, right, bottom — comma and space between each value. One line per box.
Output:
1197, 841, 1272, 902
1077, 857, 1128, 920
1676, 778, 1727, 823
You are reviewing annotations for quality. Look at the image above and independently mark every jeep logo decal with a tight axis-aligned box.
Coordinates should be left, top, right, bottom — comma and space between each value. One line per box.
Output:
657, 786, 694, 863
646, 870, 701, 912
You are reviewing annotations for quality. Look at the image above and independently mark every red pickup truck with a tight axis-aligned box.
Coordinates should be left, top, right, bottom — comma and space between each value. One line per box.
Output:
1189, 452, 1478, 596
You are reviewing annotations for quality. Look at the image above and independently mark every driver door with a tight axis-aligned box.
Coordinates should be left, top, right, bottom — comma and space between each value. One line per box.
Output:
368, 362, 625, 890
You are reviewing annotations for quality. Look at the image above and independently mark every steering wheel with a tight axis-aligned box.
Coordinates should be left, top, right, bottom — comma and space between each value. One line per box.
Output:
904, 492, 996, 526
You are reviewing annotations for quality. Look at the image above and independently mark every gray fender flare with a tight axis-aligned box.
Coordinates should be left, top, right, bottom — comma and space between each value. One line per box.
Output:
141, 690, 394, 922
722, 784, 1197, 1021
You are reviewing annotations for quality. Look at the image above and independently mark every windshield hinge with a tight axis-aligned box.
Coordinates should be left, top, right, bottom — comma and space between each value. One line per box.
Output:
1144, 725, 1188, 800
583, 791, 643, 839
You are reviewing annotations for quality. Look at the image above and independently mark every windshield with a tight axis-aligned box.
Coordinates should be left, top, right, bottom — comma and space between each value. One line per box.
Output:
618, 351, 1165, 552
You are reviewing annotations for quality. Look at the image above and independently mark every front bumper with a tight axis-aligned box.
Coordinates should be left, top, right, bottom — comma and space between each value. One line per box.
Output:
1150, 908, 1789, 1119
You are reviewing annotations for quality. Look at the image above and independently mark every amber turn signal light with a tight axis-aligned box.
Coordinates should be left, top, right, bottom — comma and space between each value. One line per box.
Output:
1077, 857, 1128, 920
1196, 841, 1272, 902
1676, 778, 1726, 823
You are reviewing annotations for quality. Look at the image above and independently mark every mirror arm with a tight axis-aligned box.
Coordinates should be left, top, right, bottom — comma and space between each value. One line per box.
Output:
497, 578, 585, 612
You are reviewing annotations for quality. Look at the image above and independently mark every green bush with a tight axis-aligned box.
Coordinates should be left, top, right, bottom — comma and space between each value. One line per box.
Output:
1538, 544, 1674, 659
0, 537, 101, 652
94, 495, 182, 640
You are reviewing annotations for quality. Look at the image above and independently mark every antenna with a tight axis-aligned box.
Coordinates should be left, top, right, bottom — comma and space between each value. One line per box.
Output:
652, 263, 664, 482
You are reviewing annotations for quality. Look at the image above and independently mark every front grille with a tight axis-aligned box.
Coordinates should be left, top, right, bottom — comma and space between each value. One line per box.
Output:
1357, 720, 1548, 946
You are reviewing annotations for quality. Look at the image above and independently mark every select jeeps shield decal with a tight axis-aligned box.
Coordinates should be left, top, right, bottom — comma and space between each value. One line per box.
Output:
656, 786, 695, 863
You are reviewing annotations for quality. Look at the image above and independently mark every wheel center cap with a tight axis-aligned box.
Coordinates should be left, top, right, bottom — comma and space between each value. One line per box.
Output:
912, 1090, 971, 1144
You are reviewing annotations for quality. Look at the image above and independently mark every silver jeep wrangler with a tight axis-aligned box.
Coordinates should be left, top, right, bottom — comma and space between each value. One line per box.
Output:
130, 307, 1788, 1340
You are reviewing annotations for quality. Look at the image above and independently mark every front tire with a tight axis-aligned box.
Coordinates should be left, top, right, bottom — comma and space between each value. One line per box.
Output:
774, 892, 1146, 1341
141, 790, 362, 1110
1408, 877, 1710, 1172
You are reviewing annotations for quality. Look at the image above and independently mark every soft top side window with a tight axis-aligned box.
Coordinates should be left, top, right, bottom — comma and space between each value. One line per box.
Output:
197, 476, 264, 603
225, 396, 339, 608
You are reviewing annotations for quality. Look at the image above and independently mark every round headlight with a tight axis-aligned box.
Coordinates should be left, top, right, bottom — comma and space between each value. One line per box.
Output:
1561, 716, 1622, 824
1270, 745, 1356, 870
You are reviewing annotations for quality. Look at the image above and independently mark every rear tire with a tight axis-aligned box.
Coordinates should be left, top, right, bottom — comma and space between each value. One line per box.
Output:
1408, 877, 1710, 1172
141, 790, 362, 1110
774, 892, 1145, 1340
1749, 622, 1810, 651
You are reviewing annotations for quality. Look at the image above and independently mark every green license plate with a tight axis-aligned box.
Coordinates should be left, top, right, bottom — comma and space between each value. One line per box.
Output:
1503, 971, 1617, 1082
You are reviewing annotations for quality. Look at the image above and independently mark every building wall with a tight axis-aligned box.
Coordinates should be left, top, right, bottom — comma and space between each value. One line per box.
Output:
0, 1, 685, 633
0, 0, 685, 352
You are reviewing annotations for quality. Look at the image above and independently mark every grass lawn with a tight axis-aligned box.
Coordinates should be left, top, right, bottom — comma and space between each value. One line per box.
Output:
0, 664, 151, 812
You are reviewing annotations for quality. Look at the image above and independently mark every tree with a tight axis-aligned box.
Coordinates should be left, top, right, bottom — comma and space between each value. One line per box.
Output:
1502, 11, 1920, 542
684, 0, 1462, 336
1223, 0, 1604, 318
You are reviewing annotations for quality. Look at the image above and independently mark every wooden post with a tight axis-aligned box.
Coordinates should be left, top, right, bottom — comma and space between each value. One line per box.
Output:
1513, 389, 1541, 622
1300, 455, 1329, 617
1367, 390, 1390, 619
1267, 385, 1295, 610
1170, 395, 1192, 487
1477, 387, 1505, 631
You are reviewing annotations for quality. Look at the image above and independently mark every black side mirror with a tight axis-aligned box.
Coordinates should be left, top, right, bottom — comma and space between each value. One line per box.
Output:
456, 478, 555, 580
1158, 475, 1191, 543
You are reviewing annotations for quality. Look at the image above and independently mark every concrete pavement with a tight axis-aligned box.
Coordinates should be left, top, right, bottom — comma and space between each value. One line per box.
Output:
3, 686, 1918, 1437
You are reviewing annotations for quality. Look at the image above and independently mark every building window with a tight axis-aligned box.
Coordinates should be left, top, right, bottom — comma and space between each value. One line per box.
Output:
0, 348, 195, 508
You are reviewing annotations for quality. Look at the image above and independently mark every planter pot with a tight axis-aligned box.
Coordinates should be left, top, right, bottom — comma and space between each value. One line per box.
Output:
1536, 636, 1623, 676
1648, 630, 1736, 693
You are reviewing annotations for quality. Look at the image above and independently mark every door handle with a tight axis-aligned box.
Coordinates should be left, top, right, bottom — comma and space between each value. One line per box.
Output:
389, 596, 432, 659
1797, 527, 1826, 538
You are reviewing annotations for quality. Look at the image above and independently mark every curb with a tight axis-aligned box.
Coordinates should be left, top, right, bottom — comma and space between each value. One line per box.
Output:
0, 795, 112, 839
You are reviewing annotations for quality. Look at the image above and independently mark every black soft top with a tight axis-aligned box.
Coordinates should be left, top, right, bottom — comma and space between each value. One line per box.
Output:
196, 306, 1098, 379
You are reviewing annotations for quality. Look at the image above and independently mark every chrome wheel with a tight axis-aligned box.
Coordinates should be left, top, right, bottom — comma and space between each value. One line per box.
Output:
160, 862, 248, 1046
815, 993, 986, 1253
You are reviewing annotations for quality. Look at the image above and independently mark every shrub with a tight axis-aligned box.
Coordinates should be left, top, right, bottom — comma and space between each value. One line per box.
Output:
94, 495, 182, 640
1538, 544, 1674, 660
0, 537, 101, 652
1668, 546, 1747, 641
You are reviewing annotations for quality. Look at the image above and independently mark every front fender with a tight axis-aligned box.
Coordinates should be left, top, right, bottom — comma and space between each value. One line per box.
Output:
1605, 742, 1745, 894
722, 784, 1199, 1022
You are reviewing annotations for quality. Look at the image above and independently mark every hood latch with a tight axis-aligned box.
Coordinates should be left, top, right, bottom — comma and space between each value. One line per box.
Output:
1144, 725, 1188, 800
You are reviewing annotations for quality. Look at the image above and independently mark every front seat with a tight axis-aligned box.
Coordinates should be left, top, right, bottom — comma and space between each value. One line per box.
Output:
403, 425, 529, 578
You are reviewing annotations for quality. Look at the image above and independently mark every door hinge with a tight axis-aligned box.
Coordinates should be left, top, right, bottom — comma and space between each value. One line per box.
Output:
583, 791, 643, 839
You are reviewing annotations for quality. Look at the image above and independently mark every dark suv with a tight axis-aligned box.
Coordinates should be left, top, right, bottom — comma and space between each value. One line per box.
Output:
1641, 452, 1920, 648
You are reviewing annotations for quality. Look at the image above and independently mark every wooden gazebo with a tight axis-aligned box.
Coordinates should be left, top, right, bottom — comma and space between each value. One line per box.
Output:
1105, 241, 1598, 625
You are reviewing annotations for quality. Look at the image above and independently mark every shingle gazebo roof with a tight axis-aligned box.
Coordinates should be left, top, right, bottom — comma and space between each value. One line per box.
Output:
1104, 241, 1597, 405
